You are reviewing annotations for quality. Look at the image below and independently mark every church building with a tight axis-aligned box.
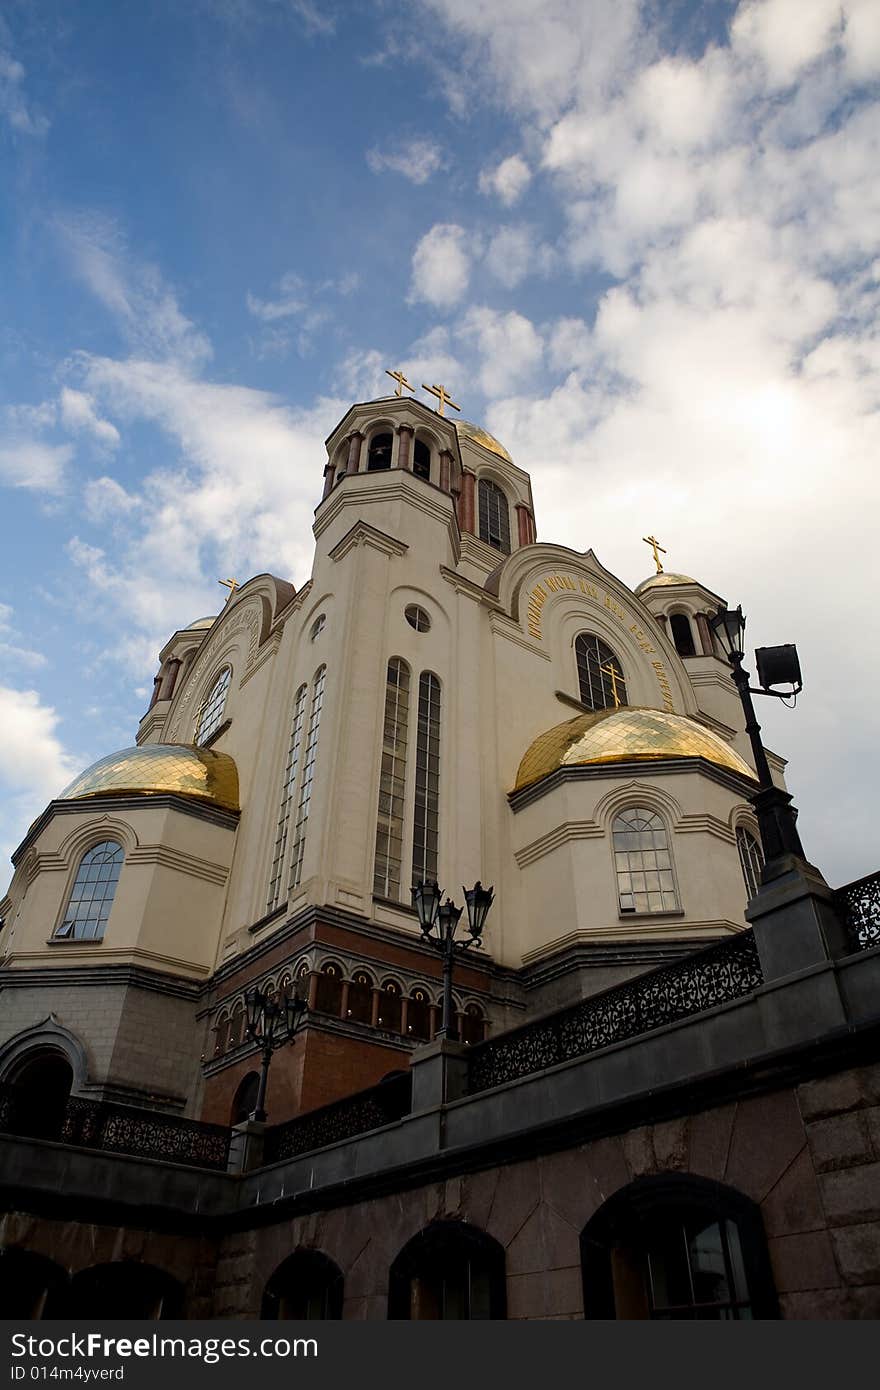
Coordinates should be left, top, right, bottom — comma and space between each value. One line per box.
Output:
0, 387, 878, 1321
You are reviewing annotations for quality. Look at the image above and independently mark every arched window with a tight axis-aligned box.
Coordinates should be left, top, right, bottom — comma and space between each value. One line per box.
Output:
289, 666, 326, 891
580, 1176, 778, 1320
0, 1249, 69, 1319
267, 684, 308, 911
367, 432, 393, 471
736, 826, 764, 900
195, 666, 231, 744
228, 1000, 245, 1049
413, 438, 431, 480
477, 478, 511, 553
67, 1262, 183, 1319
376, 980, 402, 1032
214, 1013, 231, 1056
407, 987, 432, 1042
388, 1221, 506, 1319
612, 808, 679, 914
55, 841, 124, 941
373, 658, 410, 901
8, 1053, 73, 1141
314, 962, 344, 1016
670, 613, 697, 658
346, 970, 374, 1025
412, 672, 441, 888
230, 1072, 260, 1125
262, 1250, 343, 1319
461, 1003, 486, 1046
575, 634, 628, 712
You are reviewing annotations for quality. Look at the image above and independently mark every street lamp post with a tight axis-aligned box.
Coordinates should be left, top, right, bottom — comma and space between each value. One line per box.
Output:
709, 603, 807, 874
412, 880, 494, 1041
243, 984, 308, 1123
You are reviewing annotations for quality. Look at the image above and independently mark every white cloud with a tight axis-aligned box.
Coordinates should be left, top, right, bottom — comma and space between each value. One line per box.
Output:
59, 387, 120, 448
731, 0, 844, 89
457, 306, 543, 395
83, 475, 139, 521
408, 224, 471, 308
246, 272, 307, 322
0, 606, 47, 673
0, 440, 72, 492
479, 154, 532, 205
484, 224, 553, 289
0, 686, 79, 877
0, 48, 47, 136
366, 138, 445, 184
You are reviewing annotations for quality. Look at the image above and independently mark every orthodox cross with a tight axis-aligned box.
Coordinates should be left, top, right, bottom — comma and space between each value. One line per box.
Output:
642, 534, 667, 574
218, 577, 240, 603
422, 383, 460, 417
600, 660, 623, 709
386, 368, 414, 398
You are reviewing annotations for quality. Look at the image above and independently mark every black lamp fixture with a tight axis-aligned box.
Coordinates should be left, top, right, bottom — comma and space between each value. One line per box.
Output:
709, 602, 806, 875
243, 983, 308, 1123
412, 879, 494, 1041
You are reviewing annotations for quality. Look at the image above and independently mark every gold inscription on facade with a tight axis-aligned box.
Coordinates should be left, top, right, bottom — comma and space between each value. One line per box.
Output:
524, 571, 675, 711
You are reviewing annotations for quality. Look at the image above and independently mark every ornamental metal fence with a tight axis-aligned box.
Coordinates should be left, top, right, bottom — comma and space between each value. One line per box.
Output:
835, 870, 880, 951
262, 1070, 412, 1165
467, 929, 764, 1095
0, 1086, 231, 1171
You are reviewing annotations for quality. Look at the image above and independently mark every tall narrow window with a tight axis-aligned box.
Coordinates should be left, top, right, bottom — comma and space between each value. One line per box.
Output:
55, 841, 124, 941
288, 666, 326, 891
373, 658, 410, 900
195, 666, 231, 744
575, 633, 628, 711
736, 826, 764, 900
477, 478, 511, 553
670, 613, 697, 658
367, 433, 393, 470
266, 685, 308, 911
412, 439, 431, 480
412, 672, 441, 888
613, 808, 679, 914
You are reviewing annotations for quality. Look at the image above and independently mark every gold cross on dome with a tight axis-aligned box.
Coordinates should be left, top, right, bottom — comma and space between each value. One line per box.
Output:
386, 368, 414, 398
422, 383, 460, 417
642, 534, 667, 574
600, 660, 623, 709
218, 577, 240, 603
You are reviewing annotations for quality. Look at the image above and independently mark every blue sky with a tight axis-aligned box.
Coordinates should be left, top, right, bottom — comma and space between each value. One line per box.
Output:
1, 0, 878, 886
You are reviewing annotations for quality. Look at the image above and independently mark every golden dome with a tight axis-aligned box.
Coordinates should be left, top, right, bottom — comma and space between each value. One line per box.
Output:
456, 419, 513, 464
59, 744, 240, 812
635, 572, 698, 594
514, 707, 755, 791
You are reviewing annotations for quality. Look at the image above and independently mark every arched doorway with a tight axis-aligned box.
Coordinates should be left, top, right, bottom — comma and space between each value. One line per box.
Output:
67, 1262, 184, 1319
0, 1248, 69, 1318
388, 1220, 506, 1319
261, 1250, 343, 1319
580, 1175, 778, 1319
7, 1052, 73, 1141
230, 1071, 260, 1126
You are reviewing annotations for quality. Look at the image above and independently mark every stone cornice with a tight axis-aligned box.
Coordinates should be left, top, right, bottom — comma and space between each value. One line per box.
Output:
0, 960, 204, 1000
326, 518, 409, 562
508, 757, 759, 813
12, 795, 239, 865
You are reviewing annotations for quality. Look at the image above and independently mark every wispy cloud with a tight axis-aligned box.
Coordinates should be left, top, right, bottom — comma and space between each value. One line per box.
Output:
479, 154, 531, 205
367, 138, 445, 185
0, 438, 72, 492
0, 48, 48, 136
408, 223, 472, 308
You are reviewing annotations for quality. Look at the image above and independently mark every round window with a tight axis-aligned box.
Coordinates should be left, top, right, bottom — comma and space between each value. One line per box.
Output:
405, 605, 431, 632
310, 614, 326, 640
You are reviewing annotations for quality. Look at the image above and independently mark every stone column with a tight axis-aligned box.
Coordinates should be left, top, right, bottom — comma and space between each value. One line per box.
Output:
370, 988, 381, 1028
654, 613, 668, 629
307, 971, 319, 1011
460, 469, 476, 534
321, 463, 335, 499
346, 431, 364, 475
397, 424, 413, 472
695, 611, 714, 655
157, 658, 181, 702
400, 997, 409, 1038
148, 671, 163, 710
339, 980, 350, 1021
516, 504, 535, 548
439, 449, 453, 494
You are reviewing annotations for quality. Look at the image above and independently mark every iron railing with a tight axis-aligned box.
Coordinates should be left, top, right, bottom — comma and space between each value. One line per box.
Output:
835, 870, 880, 952
262, 1071, 412, 1165
467, 930, 764, 1095
0, 1086, 231, 1171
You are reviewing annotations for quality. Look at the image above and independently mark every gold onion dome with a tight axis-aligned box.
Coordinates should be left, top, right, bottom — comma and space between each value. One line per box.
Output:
635, 572, 698, 594
455, 419, 513, 463
58, 744, 240, 812
514, 707, 755, 792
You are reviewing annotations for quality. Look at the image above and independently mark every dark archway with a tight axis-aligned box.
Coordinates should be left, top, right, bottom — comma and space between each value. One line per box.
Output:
7, 1051, 73, 1141
67, 1262, 184, 1319
261, 1250, 343, 1319
388, 1220, 506, 1319
230, 1071, 260, 1126
0, 1248, 69, 1318
580, 1174, 778, 1320
367, 433, 393, 471
670, 613, 697, 658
